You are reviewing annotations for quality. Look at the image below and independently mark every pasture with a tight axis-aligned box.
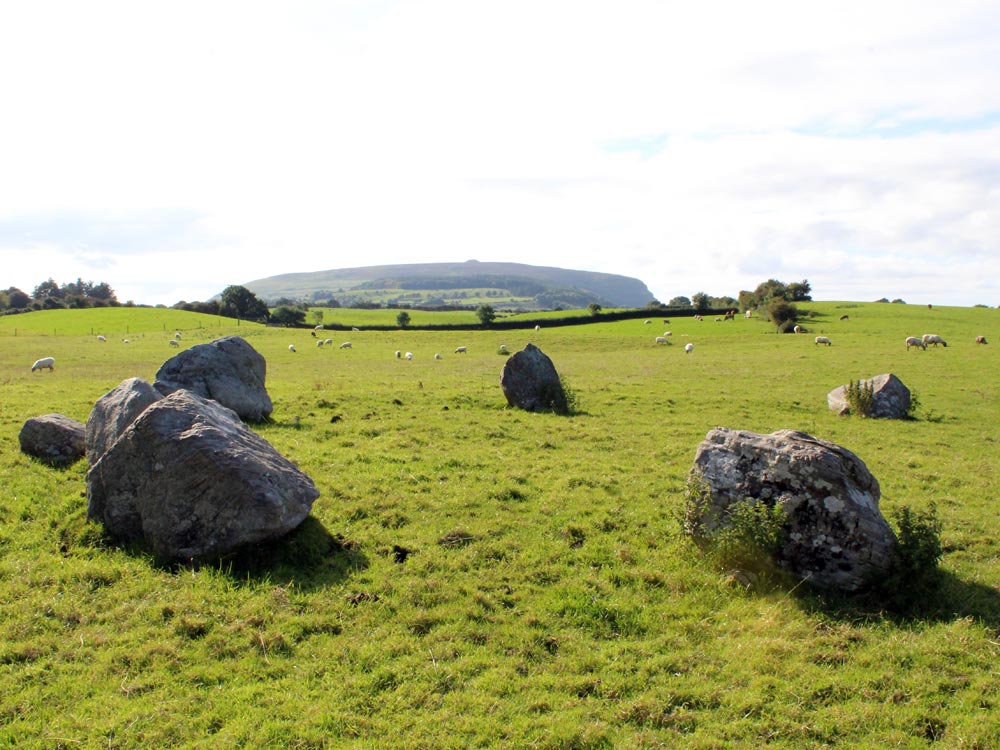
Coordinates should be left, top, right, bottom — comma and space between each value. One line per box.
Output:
1, 302, 998, 749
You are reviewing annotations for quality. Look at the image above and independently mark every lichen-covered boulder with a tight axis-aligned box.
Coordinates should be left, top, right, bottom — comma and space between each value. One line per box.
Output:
689, 427, 897, 591
154, 335, 272, 422
86, 389, 318, 560
85, 377, 163, 465
19, 413, 86, 467
499, 343, 567, 413
827, 373, 910, 419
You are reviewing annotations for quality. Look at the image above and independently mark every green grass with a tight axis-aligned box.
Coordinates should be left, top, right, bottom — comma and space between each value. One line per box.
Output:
1, 302, 999, 748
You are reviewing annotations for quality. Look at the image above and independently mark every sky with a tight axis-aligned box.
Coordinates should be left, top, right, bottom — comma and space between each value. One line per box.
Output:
1, 1, 999, 308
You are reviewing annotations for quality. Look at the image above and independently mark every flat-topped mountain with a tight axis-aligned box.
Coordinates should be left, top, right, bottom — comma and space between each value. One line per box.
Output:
243, 261, 656, 310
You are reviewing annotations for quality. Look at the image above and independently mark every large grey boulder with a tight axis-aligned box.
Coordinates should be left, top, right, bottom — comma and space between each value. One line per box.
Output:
827, 373, 910, 419
86, 389, 318, 560
19, 414, 86, 467
86, 377, 163, 464
689, 427, 896, 591
500, 343, 567, 413
154, 335, 272, 422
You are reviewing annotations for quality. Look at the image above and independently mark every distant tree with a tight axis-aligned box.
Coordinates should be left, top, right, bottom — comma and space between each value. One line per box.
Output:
396, 311, 412, 327
668, 296, 692, 307
738, 290, 755, 312
476, 304, 496, 326
786, 280, 812, 302
3, 287, 30, 309
33, 278, 62, 300
891, 298, 907, 304
767, 299, 798, 332
311, 309, 324, 326
89, 281, 117, 303
219, 285, 269, 322
691, 292, 711, 313
270, 306, 306, 327
753, 279, 787, 305
588, 303, 602, 315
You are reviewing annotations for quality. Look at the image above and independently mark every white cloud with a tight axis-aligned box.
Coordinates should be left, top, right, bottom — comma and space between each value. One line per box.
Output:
0, 0, 998, 306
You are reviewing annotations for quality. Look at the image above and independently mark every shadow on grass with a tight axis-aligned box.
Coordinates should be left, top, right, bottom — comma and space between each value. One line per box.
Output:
793, 569, 1000, 627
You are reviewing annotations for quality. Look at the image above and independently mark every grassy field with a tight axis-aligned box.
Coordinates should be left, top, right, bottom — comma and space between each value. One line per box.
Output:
1, 302, 998, 749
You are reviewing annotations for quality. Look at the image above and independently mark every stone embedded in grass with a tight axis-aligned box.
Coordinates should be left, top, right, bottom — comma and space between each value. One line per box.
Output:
688, 427, 897, 592
18, 413, 86, 467
827, 373, 910, 418
499, 343, 567, 413
85, 377, 163, 465
86, 389, 318, 561
154, 335, 273, 422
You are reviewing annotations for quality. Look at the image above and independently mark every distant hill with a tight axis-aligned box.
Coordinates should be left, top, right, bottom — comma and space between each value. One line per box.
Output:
242, 261, 656, 310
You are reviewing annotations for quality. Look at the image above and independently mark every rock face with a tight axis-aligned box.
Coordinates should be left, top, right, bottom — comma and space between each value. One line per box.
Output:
19, 414, 86, 467
500, 343, 567, 413
86, 390, 318, 560
689, 427, 897, 591
154, 335, 272, 422
827, 373, 910, 419
86, 377, 163, 464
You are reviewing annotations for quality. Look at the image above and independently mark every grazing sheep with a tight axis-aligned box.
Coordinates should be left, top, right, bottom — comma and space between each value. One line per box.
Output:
314, 325, 324, 331
324, 338, 332, 345
714, 316, 722, 322
340, 342, 352, 349
921, 334, 947, 347
434, 353, 442, 360
405, 352, 413, 360
31, 357, 55, 372
684, 343, 694, 354
352, 327, 360, 332
793, 325, 803, 334
317, 340, 325, 348
288, 344, 296, 352
122, 339, 130, 344
534, 325, 541, 331
655, 336, 669, 345
905, 336, 926, 351
169, 339, 180, 347
644, 319, 651, 324
498, 344, 509, 354
839, 315, 849, 321
662, 331, 673, 338
174, 332, 181, 339
745, 310, 752, 319
395, 350, 402, 358
96, 335, 107, 342
454, 346, 468, 354
976, 335, 988, 345
814, 336, 832, 346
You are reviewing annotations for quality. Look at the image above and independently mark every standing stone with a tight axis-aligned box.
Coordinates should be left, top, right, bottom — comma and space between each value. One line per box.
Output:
86, 390, 318, 560
827, 373, 910, 418
154, 335, 272, 422
689, 427, 897, 591
19, 414, 86, 467
86, 377, 163, 464
500, 343, 567, 413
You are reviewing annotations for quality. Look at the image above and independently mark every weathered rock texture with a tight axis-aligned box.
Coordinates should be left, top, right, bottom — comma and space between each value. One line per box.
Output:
19, 414, 86, 467
154, 335, 272, 422
689, 427, 897, 591
827, 373, 910, 419
500, 343, 567, 413
86, 377, 163, 464
86, 390, 318, 560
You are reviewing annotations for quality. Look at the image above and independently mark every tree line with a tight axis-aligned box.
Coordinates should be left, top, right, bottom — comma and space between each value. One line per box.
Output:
1, 278, 120, 313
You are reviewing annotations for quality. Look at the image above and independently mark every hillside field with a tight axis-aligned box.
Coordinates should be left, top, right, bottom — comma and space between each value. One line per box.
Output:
1, 302, 998, 749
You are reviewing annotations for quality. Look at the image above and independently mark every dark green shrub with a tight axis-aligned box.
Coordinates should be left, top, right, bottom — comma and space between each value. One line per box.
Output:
877, 503, 944, 610
845, 378, 875, 417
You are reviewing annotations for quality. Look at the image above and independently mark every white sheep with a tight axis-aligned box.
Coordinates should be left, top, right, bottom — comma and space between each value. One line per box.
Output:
314, 325, 324, 331
922, 334, 947, 347
662, 331, 672, 337
317, 340, 325, 348
498, 344, 509, 353
96, 335, 107, 342
288, 344, 297, 352
976, 335, 988, 345
434, 353, 442, 360
395, 350, 402, 358
174, 332, 181, 339
534, 325, 541, 331
905, 336, 926, 351
655, 336, 669, 345
454, 346, 468, 354
169, 339, 180, 347
644, 319, 651, 324
31, 356, 55, 372
814, 336, 832, 346
340, 341, 352, 349
793, 325, 803, 334
122, 339, 130, 344
684, 343, 694, 354
745, 310, 752, 319
352, 327, 360, 332
405, 352, 413, 360
325, 338, 333, 345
